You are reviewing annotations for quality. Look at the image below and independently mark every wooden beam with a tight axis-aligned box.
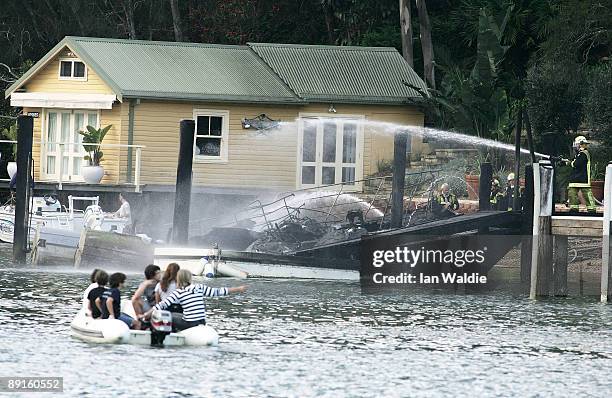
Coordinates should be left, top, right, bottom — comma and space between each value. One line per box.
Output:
172, 119, 195, 244
553, 235, 568, 296
479, 162, 493, 211
531, 161, 554, 298
601, 162, 612, 302
536, 216, 553, 296
391, 132, 408, 228
521, 165, 534, 283
13, 115, 33, 263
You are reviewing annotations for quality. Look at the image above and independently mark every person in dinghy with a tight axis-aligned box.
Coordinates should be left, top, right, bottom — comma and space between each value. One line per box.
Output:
100, 273, 141, 329
143, 269, 246, 332
131, 264, 161, 319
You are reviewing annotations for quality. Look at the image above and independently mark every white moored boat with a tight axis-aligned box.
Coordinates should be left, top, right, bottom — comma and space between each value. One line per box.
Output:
70, 302, 219, 347
154, 247, 359, 281
0, 195, 129, 244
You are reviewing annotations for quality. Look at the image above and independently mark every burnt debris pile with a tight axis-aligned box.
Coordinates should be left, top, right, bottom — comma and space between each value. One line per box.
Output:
191, 169, 448, 254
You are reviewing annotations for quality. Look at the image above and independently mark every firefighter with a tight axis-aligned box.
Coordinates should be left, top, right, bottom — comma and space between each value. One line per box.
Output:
564, 135, 596, 214
433, 183, 460, 217
502, 173, 516, 211
490, 177, 504, 210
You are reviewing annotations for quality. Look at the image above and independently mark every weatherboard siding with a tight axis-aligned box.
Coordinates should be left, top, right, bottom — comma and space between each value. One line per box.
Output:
129, 100, 423, 189
21, 99, 422, 190
24, 50, 114, 95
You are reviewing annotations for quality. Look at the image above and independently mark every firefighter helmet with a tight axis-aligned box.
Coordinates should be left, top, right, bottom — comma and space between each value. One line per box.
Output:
574, 135, 589, 145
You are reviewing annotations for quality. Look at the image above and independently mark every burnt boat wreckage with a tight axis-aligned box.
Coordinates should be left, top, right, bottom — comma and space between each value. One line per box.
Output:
160, 168, 450, 280
191, 170, 443, 256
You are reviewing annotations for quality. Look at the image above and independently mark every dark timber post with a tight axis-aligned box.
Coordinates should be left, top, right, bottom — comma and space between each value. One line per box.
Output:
12, 115, 33, 263
513, 109, 523, 211
601, 162, 612, 302
479, 162, 493, 211
172, 119, 195, 244
391, 132, 408, 229
530, 160, 554, 298
553, 235, 568, 296
520, 164, 534, 283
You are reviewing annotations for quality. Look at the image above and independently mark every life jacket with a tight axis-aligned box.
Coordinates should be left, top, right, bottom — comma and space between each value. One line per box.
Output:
436, 193, 459, 210
569, 149, 591, 188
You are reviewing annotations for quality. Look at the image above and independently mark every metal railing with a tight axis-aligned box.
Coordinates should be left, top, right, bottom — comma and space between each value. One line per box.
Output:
0, 140, 145, 192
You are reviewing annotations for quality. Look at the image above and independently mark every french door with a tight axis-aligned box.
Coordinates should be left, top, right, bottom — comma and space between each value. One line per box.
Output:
44, 110, 98, 181
298, 116, 363, 189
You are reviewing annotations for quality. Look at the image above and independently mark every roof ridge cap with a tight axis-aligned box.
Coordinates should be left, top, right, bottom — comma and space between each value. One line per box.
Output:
247, 42, 397, 52
69, 36, 247, 49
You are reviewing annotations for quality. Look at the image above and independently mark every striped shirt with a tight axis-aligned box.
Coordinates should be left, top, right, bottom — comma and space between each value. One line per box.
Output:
154, 284, 229, 322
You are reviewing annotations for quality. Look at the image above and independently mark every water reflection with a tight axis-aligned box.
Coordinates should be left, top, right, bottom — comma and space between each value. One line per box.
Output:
0, 244, 610, 397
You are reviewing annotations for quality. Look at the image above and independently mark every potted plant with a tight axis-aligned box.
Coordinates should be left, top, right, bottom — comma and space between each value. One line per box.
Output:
1, 123, 18, 178
464, 152, 486, 200
80, 124, 112, 184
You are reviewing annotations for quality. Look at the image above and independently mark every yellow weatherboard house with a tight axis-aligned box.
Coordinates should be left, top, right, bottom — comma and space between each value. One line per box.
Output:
5, 36, 427, 193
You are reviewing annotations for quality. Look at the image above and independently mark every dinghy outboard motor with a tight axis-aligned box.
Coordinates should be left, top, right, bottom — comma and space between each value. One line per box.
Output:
150, 309, 173, 346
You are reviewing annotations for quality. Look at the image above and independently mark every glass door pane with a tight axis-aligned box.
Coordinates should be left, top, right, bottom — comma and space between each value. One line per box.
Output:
73, 113, 85, 176
301, 120, 318, 185
60, 113, 71, 177
46, 112, 58, 175
341, 122, 357, 184
321, 122, 337, 185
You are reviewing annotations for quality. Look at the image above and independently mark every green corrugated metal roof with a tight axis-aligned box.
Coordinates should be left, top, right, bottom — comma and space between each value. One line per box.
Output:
248, 43, 428, 104
72, 37, 301, 103
6, 37, 428, 105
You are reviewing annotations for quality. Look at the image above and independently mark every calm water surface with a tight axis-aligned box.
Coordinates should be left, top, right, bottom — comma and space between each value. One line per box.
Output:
0, 244, 610, 397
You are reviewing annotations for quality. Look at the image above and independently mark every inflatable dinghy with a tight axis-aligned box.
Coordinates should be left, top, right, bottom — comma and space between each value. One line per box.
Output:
70, 302, 218, 347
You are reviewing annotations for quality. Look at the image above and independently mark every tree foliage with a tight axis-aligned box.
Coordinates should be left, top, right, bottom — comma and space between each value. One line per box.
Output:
0, 0, 609, 154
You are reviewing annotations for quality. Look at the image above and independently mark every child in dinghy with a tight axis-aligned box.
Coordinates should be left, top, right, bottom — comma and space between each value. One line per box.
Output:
100, 273, 140, 329
143, 269, 246, 332
132, 264, 161, 319
87, 270, 108, 319
81, 268, 102, 314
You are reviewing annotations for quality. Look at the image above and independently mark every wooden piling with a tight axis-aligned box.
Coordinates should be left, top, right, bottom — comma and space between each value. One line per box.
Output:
391, 132, 408, 229
12, 115, 33, 263
553, 235, 568, 296
600, 162, 612, 302
520, 164, 534, 283
478, 162, 493, 211
172, 119, 195, 244
530, 160, 554, 298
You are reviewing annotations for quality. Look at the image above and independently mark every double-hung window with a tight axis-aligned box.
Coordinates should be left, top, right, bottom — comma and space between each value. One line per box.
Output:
59, 59, 87, 81
193, 110, 229, 163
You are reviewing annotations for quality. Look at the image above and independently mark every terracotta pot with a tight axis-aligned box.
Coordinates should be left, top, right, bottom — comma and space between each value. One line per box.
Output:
7, 162, 17, 179
591, 180, 604, 202
82, 165, 104, 184
465, 174, 480, 200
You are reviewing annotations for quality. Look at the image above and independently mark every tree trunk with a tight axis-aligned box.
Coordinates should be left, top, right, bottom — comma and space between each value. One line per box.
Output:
399, 0, 414, 67
323, 3, 335, 45
121, 0, 137, 39
416, 0, 435, 89
169, 0, 184, 41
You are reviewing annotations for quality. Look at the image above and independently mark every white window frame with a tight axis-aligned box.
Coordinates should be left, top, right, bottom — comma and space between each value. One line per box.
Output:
296, 112, 365, 191
192, 109, 229, 164
40, 108, 101, 181
58, 58, 88, 81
